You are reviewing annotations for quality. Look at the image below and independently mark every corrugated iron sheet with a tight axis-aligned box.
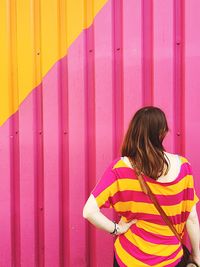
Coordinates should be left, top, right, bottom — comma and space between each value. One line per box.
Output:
0, 0, 200, 266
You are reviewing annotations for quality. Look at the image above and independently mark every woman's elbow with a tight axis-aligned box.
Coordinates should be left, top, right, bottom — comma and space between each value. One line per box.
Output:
186, 205, 199, 224
83, 205, 89, 219
82, 201, 94, 219
83, 194, 99, 219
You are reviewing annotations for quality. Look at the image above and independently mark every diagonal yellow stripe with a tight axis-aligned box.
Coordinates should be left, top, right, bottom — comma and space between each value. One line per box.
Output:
114, 235, 183, 267
124, 229, 181, 256
136, 220, 185, 236
114, 238, 151, 267
94, 174, 195, 208
113, 199, 197, 216
0, 0, 108, 126
155, 249, 183, 267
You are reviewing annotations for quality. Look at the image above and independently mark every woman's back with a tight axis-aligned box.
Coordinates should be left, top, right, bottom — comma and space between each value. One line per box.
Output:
91, 155, 199, 266
83, 107, 200, 267
123, 152, 181, 183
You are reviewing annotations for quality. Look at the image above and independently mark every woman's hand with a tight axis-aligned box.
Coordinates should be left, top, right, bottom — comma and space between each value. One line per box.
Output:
116, 217, 137, 235
190, 253, 200, 267
186, 205, 200, 267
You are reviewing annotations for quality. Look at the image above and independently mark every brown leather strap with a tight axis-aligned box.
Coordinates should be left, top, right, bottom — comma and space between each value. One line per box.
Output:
129, 157, 183, 244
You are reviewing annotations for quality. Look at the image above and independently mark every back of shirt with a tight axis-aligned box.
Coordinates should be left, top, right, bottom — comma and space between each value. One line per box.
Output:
91, 156, 199, 267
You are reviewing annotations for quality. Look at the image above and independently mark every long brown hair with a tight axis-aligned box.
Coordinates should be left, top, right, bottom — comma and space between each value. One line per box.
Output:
121, 106, 169, 179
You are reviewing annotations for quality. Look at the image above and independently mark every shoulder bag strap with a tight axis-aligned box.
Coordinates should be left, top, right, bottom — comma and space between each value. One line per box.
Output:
129, 158, 183, 244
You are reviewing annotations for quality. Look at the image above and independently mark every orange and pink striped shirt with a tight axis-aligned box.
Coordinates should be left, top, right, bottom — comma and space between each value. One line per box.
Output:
91, 156, 199, 267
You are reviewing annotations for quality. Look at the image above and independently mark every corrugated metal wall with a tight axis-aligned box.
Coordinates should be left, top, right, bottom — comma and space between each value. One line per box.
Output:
0, 0, 200, 266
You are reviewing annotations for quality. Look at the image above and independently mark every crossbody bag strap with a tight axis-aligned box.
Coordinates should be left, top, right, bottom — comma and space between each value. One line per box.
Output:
129, 158, 183, 244
139, 173, 182, 243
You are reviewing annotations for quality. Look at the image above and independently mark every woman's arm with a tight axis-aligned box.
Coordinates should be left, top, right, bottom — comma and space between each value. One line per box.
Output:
186, 204, 200, 265
83, 194, 137, 235
83, 194, 117, 233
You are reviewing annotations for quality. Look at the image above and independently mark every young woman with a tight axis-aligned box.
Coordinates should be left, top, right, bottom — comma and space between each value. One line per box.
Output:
83, 106, 200, 267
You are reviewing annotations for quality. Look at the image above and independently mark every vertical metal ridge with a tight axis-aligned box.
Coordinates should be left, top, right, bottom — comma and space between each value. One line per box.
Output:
9, 115, 20, 267
32, 1, 44, 266
142, 0, 154, 106
1, 0, 198, 266
33, 85, 44, 267
84, 1, 96, 266
8, 0, 21, 266
57, 0, 70, 266
174, 0, 185, 154
112, 0, 124, 157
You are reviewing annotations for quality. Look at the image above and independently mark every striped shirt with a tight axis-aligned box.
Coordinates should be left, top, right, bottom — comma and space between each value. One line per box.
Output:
91, 156, 199, 267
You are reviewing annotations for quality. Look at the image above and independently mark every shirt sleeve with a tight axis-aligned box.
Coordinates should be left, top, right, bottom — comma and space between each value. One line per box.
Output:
185, 162, 199, 213
91, 161, 118, 209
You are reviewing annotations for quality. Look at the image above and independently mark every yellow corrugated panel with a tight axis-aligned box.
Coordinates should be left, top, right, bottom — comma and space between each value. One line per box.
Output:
0, 1, 12, 120
0, 0, 108, 126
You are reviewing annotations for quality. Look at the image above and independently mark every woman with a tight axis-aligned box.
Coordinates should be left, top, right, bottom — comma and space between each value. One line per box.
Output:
83, 106, 200, 267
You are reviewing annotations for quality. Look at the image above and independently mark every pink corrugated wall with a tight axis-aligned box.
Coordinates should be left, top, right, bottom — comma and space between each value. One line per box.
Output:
0, 0, 200, 266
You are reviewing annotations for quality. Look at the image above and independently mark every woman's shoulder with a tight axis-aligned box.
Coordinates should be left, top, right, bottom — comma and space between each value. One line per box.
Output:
108, 156, 126, 171
104, 157, 132, 176
101, 157, 123, 173
164, 151, 191, 164
156, 152, 192, 182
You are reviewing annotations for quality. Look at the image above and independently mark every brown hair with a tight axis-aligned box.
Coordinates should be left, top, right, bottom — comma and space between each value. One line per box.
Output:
121, 106, 169, 179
